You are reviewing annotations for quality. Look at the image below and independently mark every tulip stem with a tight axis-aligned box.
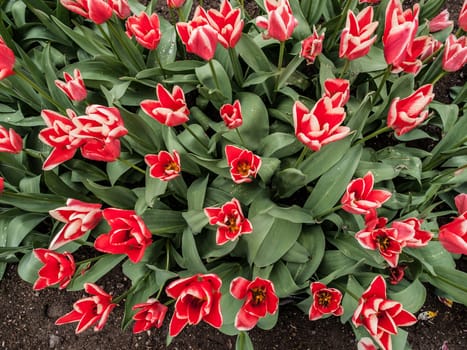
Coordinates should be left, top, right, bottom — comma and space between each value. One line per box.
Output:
273, 40, 286, 101
208, 60, 221, 92
235, 128, 247, 148
372, 65, 392, 105
14, 70, 63, 112
339, 59, 350, 79
118, 157, 146, 175
431, 70, 447, 85
155, 240, 172, 300
107, 20, 145, 72
182, 123, 210, 151
334, 282, 360, 301
154, 50, 168, 80
229, 47, 244, 86
113, 271, 152, 304
74, 239, 96, 248
356, 126, 392, 145
326, 0, 354, 51
75, 254, 105, 266
176, 8, 186, 23
294, 146, 310, 168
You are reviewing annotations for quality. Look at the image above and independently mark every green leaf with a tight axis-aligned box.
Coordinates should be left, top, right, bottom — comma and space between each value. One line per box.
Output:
144, 173, 168, 208
274, 168, 307, 198
142, 209, 186, 235
43, 170, 90, 201
318, 251, 365, 285
182, 227, 207, 273
388, 279, 426, 313
236, 34, 274, 73
270, 260, 303, 297
420, 266, 467, 306
349, 46, 387, 73
259, 132, 302, 158
83, 179, 137, 209
0, 192, 65, 213
187, 176, 209, 211
305, 144, 362, 216
405, 241, 455, 276
340, 275, 364, 323
182, 210, 209, 234
17, 251, 43, 285
257, 157, 281, 184
236, 332, 254, 350
281, 241, 310, 263
6, 213, 46, 247
195, 59, 231, 107
242, 71, 277, 87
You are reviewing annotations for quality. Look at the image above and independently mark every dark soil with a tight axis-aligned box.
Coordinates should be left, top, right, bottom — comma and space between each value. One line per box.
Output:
1, 1, 466, 350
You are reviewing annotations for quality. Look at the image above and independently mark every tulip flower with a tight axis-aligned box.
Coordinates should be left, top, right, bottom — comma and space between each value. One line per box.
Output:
352, 275, 417, 350
140, 84, 190, 127
0, 177, 3, 194
429, 9, 453, 32
176, 7, 219, 61
388, 265, 407, 285
220, 100, 242, 129
0, 126, 23, 154
94, 208, 153, 263
357, 338, 377, 350
132, 299, 168, 334
460, 1, 467, 32
359, 0, 380, 3
390, 35, 430, 75
207, 0, 244, 49
309, 282, 344, 321
419, 36, 442, 61
256, 0, 298, 42
387, 84, 434, 136
339, 7, 379, 61
300, 27, 325, 65
60, 0, 113, 24
55, 69, 87, 102
391, 217, 433, 248
341, 171, 392, 215
0, 37, 15, 80
225, 145, 262, 184
323, 78, 350, 107
293, 97, 350, 152
109, 0, 131, 19
55, 283, 117, 333
144, 150, 181, 181
33, 249, 76, 290
204, 198, 253, 245
166, 273, 223, 337
126, 12, 161, 50
167, 0, 185, 9
230, 276, 279, 330
49, 199, 103, 250
439, 193, 467, 255
382, 0, 420, 67
442, 34, 467, 72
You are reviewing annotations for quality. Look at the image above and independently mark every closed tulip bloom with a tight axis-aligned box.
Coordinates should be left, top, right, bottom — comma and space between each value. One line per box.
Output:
0, 37, 15, 80
391, 217, 433, 248
439, 193, 467, 255
357, 338, 377, 350
230, 277, 278, 330
167, 0, 186, 9
55, 283, 117, 333
166, 274, 223, 337
429, 9, 453, 32
390, 35, 433, 75
132, 299, 168, 334
339, 7, 378, 61
0, 177, 3, 194
442, 34, 467, 72
60, 0, 113, 24
309, 282, 344, 321
455, 193, 467, 214
352, 276, 417, 350
419, 35, 442, 61
140, 84, 190, 127
383, 0, 419, 67
256, 0, 298, 41
388, 265, 407, 285
126, 12, 161, 50
55, 69, 87, 102
387, 84, 434, 136
0, 126, 22, 154
293, 97, 350, 152
300, 27, 324, 65
207, 0, 244, 48
94, 208, 153, 263
109, 0, 131, 19
341, 171, 392, 215
323, 78, 350, 107
144, 150, 181, 181
176, 7, 219, 61
33, 249, 75, 290
459, 1, 467, 32
225, 145, 262, 184
220, 100, 242, 129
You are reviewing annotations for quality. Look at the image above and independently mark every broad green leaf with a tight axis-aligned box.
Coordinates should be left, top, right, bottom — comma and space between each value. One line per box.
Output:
0, 192, 65, 213
195, 59, 231, 107
274, 168, 307, 198
257, 157, 280, 184
43, 170, 90, 201
236, 34, 274, 73
318, 251, 365, 285
17, 251, 43, 285
289, 0, 312, 39
83, 180, 137, 209
187, 176, 209, 211
236, 332, 254, 350
340, 275, 364, 323
405, 241, 455, 276
268, 205, 315, 224
420, 266, 467, 306
242, 71, 277, 87
259, 132, 302, 158
6, 213, 46, 247
155, 17, 177, 65
144, 172, 168, 208
142, 209, 186, 235
388, 279, 426, 313
182, 210, 209, 234
349, 46, 387, 73
281, 241, 310, 263
182, 227, 207, 273
270, 260, 304, 297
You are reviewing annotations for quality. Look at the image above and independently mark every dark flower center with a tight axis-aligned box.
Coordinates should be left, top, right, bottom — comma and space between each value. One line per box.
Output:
164, 161, 180, 172
317, 291, 332, 307
251, 287, 266, 305
376, 235, 391, 251
225, 215, 239, 233
236, 161, 251, 176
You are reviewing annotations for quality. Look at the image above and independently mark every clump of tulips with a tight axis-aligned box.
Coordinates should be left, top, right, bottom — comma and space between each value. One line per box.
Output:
0, 0, 466, 349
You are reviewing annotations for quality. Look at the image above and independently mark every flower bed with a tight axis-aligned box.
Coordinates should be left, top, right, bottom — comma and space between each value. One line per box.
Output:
0, 0, 466, 349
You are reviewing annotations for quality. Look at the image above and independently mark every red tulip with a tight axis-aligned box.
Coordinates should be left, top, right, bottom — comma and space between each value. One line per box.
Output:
309, 282, 343, 321
455, 193, 467, 214
0, 126, 22, 154
207, 0, 244, 49
391, 217, 432, 248
166, 273, 223, 337
39, 109, 83, 171
323, 78, 350, 107
0, 177, 3, 194
442, 34, 467, 72
387, 84, 434, 136
439, 193, 467, 255
140, 84, 190, 127
49, 198, 103, 250
429, 9, 453, 32
359, 0, 380, 3
126, 12, 161, 50
204, 198, 253, 245
357, 338, 377, 350
33, 249, 76, 290
339, 7, 379, 61
167, 0, 186, 9
60, 0, 113, 24
256, 0, 298, 41
382, 0, 419, 67
419, 35, 442, 61
352, 275, 417, 350
230, 276, 278, 330
341, 171, 392, 215
459, 0, 467, 32
144, 150, 181, 181
388, 265, 407, 285
225, 145, 262, 184
55, 69, 87, 102
132, 299, 168, 334
176, 7, 219, 61
300, 27, 325, 65
293, 97, 350, 152
109, 0, 130, 19
55, 283, 117, 333
220, 100, 242, 129
0, 37, 15, 80
94, 208, 153, 263
391, 36, 434, 75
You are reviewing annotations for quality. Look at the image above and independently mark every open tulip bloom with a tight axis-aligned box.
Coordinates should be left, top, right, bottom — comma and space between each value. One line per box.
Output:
1, 0, 467, 348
